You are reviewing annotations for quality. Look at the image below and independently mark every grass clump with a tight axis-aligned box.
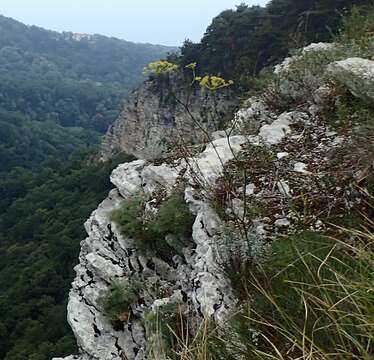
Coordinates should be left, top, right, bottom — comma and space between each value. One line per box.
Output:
145, 303, 187, 359
112, 193, 195, 261
235, 231, 374, 360
157, 228, 374, 360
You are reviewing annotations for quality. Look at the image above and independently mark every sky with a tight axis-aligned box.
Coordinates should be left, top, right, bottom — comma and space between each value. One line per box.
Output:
0, 0, 268, 46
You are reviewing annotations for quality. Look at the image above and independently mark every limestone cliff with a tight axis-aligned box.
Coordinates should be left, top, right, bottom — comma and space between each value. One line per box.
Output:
55, 45, 373, 359
100, 74, 238, 160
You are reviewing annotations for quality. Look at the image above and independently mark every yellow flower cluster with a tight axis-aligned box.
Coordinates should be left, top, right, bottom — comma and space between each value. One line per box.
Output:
195, 75, 234, 90
185, 62, 197, 71
143, 60, 179, 76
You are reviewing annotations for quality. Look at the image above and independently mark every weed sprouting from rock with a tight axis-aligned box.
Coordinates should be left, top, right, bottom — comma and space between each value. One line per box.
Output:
111, 193, 195, 261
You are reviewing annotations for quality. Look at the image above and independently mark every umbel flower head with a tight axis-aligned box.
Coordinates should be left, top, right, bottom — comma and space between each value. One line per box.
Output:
143, 60, 179, 76
195, 75, 234, 90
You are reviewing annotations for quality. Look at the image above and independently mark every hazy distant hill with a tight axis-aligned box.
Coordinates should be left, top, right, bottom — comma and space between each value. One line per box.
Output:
0, 15, 175, 171
0, 15, 174, 87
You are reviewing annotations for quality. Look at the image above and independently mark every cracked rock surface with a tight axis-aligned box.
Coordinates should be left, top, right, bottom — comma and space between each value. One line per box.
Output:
55, 134, 247, 359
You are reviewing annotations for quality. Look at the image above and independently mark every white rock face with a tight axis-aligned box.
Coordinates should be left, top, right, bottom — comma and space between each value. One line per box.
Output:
100, 76, 238, 160
302, 42, 335, 53
277, 180, 292, 197
274, 218, 291, 227
277, 152, 289, 160
56, 135, 241, 360
237, 183, 256, 196
259, 114, 292, 145
274, 42, 335, 74
110, 160, 146, 197
328, 58, 374, 102
187, 135, 246, 183
234, 97, 276, 131
258, 112, 307, 145
294, 162, 311, 175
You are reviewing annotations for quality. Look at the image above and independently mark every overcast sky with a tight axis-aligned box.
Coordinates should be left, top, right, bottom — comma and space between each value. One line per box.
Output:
0, 0, 268, 46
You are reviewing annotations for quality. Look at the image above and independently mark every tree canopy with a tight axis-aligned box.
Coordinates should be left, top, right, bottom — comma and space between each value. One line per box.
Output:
177, 0, 372, 86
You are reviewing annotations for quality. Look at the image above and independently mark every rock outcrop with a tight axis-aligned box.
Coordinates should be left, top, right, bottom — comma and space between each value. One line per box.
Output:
100, 75, 238, 161
328, 57, 374, 103
56, 45, 370, 360
58, 136, 247, 360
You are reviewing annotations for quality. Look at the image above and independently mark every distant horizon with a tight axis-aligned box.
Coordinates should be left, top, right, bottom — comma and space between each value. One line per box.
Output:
0, 0, 268, 46
0, 13, 180, 48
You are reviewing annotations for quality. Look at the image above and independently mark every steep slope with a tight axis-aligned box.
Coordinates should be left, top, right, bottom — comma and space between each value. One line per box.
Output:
1, 4, 372, 360
100, 74, 238, 160
56, 36, 374, 359
100, 0, 373, 161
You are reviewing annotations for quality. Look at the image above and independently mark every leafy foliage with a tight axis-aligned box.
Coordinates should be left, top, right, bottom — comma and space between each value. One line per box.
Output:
176, 0, 372, 89
0, 15, 173, 171
112, 194, 195, 261
0, 151, 132, 360
97, 280, 141, 322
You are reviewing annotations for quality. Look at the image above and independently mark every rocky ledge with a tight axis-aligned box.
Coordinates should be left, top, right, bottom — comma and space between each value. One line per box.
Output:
55, 48, 373, 359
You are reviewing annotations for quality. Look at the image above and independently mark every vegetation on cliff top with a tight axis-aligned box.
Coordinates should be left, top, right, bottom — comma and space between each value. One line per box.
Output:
176, 0, 372, 89
143, 6, 374, 359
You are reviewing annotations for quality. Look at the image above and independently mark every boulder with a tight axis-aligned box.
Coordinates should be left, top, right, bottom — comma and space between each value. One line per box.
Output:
328, 58, 374, 103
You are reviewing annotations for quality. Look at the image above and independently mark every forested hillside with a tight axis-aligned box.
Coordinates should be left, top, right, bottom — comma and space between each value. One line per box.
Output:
0, 15, 173, 171
0, 15, 171, 359
0, 151, 135, 359
177, 0, 372, 87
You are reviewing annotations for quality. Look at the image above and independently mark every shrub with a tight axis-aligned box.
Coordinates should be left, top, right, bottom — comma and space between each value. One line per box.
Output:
148, 194, 195, 249
338, 5, 374, 58
112, 193, 195, 261
97, 280, 141, 322
111, 195, 147, 241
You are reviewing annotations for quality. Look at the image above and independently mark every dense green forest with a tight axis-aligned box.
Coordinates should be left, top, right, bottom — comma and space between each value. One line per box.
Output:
0, 0, 372, 359
0, 14, 170, 359
177, 0, 372, 86
0, 15, 173, 171
0, 151, 135, 359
